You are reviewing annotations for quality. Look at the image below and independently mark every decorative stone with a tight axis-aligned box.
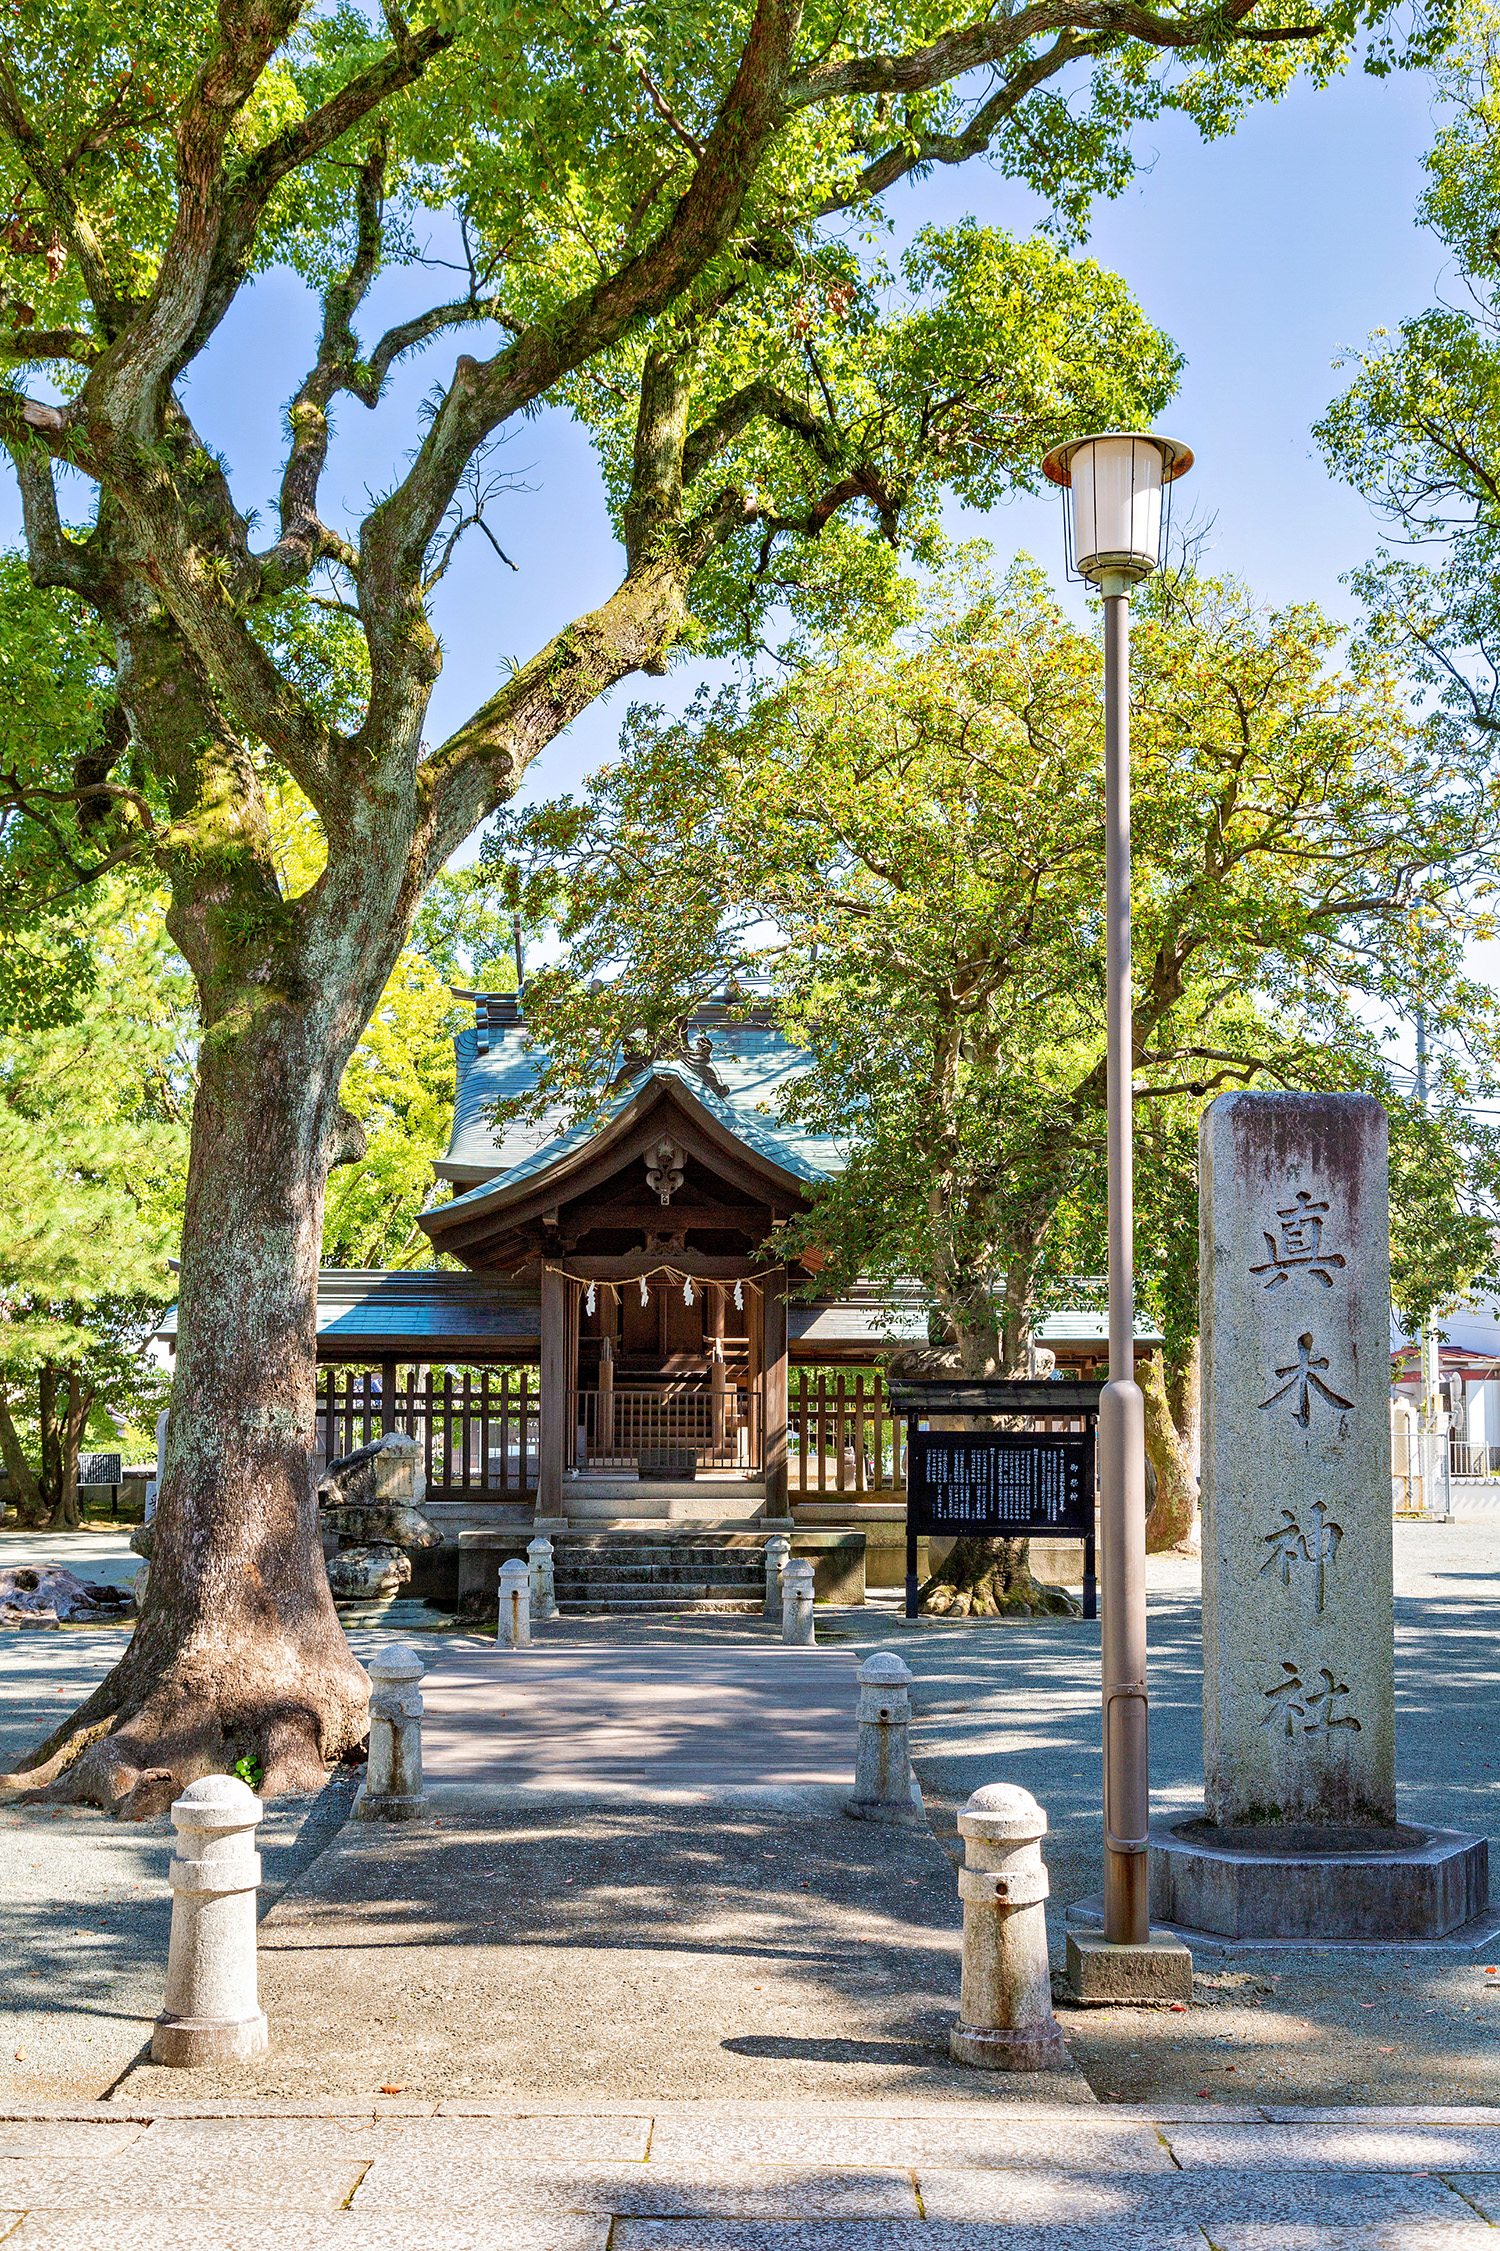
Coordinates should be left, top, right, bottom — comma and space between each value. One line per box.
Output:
151, 1775, 268, 2067
319, 1430, 427, 1510
0, 1566, 133, 1626
325, 1543, 410, 1600
498, 1556, 531, 1646
1200, 1091, 1394, 1829
318, 1433, 438, 1550
845, 1651, 923, 1826
781, 1557, 815, 1645
763, 1533, 791, 1621
353, 1644, 428, 1821
528, 1536, 559, 1623
950, 1784, 1066, 2070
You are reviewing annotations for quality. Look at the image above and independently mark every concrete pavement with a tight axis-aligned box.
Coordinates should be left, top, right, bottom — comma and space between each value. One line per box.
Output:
2, 1522, 1500, 2116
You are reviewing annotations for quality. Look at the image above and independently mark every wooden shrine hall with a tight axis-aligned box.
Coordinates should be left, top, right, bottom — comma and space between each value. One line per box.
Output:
158, 994, 1144, 1536
416, 994, 859, 1521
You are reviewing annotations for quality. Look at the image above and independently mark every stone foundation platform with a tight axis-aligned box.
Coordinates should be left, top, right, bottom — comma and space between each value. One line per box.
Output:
1148, 1814, 1489, 1943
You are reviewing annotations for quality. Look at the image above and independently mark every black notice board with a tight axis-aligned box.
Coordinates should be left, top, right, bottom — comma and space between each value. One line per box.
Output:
908, 1431, 1095, 1537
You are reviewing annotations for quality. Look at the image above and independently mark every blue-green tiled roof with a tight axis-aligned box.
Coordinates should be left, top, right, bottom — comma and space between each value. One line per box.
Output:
436, 1013, 843, 1196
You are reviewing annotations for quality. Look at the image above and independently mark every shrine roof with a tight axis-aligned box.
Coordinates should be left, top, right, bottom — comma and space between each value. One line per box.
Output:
433, 996, 843, 1198
155, 1269, 541, 1358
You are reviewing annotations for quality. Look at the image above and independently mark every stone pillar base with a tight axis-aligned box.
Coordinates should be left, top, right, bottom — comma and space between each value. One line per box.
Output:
351, 1784, 428, 1823
949, 2020, 1067, 2070
1065, 1928, 1194, 2004
150, 2008, 268, 2067
844, 1777, 926, 1827
1150, 1814, 1488, 1942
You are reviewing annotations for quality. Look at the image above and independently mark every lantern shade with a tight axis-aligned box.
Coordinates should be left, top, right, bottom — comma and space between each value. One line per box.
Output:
1040, 432, 1192, 585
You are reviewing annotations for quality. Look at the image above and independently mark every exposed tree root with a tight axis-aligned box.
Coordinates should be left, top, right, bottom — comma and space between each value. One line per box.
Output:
0, 1617, 371, 1814
919, 1533, 1082, 1619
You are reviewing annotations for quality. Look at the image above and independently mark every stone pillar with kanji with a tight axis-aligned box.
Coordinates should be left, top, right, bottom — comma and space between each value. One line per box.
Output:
1199, 1091, 1395, 1829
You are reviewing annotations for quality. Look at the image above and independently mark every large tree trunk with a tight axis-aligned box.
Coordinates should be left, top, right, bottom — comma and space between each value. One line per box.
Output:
2, 1005, 372, 1809
0, 1391, 48, 1526
47, 1372, 92, 1530
1142, 1346, 1198, 1553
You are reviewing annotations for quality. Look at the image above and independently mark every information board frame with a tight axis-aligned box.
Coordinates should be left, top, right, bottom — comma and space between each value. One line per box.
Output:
889, 1380, 1100, 1623
908, 1429, 1095, 1536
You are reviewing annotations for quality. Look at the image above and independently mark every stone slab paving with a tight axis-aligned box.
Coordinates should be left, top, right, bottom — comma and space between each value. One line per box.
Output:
0, 2223, 610, 2250
2, 2105, 1500, 2245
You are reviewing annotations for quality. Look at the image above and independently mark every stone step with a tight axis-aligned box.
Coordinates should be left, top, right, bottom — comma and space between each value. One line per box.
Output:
553, 1532, 770, 1549
558, 1594, 762, 1614
553, 1563, 762, 1586
570, 1477, 766, 1500
554, 1543, 766, 1564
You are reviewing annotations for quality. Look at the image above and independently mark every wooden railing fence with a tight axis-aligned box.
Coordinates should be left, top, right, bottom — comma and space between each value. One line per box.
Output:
790, 1371, 905, 1497
317, 1365, 539, 1496
575, 1385, 758, 1472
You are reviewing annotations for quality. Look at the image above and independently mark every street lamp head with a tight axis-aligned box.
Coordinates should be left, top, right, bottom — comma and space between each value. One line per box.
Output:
1040, 431, 1192, 588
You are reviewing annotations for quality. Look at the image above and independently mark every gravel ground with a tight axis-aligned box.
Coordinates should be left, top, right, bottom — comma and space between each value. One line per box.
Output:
2, 1519, 1498, 2111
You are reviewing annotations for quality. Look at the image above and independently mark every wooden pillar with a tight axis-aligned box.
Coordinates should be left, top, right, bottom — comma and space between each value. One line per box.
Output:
381, 1358, 396, 1437
599, 1329, 615, 1466
763, 1266, 789, 1519
539, 1264, 568, 1519
565, 1276, 581, 1470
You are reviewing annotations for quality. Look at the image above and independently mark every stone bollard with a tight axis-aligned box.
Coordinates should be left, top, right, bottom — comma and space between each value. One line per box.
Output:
763, 1532, 791, 1621
498, 1556, 531, 1646
950, 1783, 1066, 2071
782, 1557, 816, 1645
845, 1650, 922, 1825
527, 1535, 559, 1623
353, 1644, 428, 1821
151, 1775, 268, 2067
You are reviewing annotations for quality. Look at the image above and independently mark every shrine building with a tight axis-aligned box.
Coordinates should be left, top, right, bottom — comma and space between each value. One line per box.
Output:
160, 992, 1145, 1560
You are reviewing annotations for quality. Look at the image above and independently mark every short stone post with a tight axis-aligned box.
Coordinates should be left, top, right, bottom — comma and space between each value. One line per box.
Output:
353, 1644, 428, 1821
498, 1555, 531, 1646
763, 1532, 791, 1621
950, 1783, 1065, 2071
151, 1775, 268, 2067
845, 1650, 922, 1825
782, 1556, 815, 1645
528, 1535, 559, 1622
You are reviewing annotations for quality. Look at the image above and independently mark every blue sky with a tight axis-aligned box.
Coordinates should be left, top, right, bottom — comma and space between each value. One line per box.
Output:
26, 43, 1451, 822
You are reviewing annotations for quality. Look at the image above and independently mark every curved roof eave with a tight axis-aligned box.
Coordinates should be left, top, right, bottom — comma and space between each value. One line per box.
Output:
420, 1061, 830, 1243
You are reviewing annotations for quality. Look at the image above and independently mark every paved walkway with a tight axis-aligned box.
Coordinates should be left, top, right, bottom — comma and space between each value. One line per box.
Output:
420, 1646, 863, 1795
3, 1522, 1500, 2122
7, 2100, 1500, 2244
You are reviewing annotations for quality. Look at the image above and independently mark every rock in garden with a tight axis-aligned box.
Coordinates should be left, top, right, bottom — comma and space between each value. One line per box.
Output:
325, 1543, 411, 1600
318, 1433, 438, 1549
0, 1567, 134, 1626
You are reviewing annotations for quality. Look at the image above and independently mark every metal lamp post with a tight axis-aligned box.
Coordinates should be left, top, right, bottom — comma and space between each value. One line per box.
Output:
1041, 431, 1193, 1948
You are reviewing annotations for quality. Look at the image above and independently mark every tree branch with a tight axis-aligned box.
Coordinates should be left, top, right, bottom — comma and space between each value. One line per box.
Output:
0, 53, 123, 329
682, 379, 840, 485
6, 443, 104, 599
359, 0, 805, 608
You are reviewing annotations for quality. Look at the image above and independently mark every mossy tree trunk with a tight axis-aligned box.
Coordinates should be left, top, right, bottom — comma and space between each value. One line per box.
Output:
1142, 1345, 1199, 1553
